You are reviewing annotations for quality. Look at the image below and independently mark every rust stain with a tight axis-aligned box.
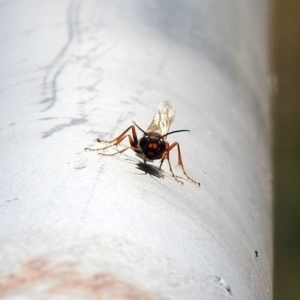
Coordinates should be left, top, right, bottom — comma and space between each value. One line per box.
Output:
0, 258, 161, 300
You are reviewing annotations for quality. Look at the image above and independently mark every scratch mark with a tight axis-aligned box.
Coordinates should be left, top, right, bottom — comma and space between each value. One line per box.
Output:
74, 166, 86, 170
41, 63, 68, 111
41, 117, 87, 138
41, 108, 97, 138
71, 166, 104, 249
42, 0, 82, 111
0, 77, 39, 93
0, 198, 18, 207
214, 276, 233, 296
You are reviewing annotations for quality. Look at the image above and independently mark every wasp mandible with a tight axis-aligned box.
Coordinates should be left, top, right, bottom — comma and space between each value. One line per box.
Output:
85, 101, 200, 185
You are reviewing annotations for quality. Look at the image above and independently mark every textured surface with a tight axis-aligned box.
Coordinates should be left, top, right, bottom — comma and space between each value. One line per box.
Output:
0, 0, 272, 299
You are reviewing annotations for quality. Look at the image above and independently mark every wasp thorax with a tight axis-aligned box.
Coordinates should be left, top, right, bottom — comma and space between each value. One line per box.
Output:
139, 132, 167, 160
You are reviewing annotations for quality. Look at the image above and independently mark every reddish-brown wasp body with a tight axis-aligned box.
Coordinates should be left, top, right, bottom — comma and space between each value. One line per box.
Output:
85, 101, 200, 185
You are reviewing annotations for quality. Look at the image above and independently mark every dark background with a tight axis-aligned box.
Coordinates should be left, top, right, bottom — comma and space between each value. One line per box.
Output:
273, 0, 300, 299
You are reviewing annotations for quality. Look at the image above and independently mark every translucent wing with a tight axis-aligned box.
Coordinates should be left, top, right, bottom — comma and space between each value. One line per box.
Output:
146, 101, 176, 137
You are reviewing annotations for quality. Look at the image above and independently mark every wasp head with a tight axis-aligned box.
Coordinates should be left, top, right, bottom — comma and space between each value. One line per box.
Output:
139, 132, 167, 160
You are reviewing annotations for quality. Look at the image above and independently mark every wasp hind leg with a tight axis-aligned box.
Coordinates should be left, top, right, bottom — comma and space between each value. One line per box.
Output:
85, 125, 139, 156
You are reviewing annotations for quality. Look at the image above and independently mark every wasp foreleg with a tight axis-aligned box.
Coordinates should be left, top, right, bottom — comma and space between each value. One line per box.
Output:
160, 142, 200, 186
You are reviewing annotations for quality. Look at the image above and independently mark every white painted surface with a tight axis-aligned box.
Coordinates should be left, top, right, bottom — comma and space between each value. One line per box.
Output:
0, 0, 272, 299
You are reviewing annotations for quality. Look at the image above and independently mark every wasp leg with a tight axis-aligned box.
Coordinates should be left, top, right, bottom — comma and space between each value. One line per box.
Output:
159, 151, 184, 185
97, 125, 138, 145
163, 142, 200, 186
85, 125, 138, 152
98, 134, 140, 156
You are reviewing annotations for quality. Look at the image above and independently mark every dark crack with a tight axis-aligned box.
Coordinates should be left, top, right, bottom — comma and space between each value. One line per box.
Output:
41, 0, 82, 111
42, 117, 87, 139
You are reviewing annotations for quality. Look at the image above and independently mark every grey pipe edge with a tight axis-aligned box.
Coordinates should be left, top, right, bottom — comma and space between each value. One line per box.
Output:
0, 0, 272, 299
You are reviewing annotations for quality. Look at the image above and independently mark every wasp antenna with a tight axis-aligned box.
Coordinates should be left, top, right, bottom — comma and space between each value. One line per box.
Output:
162, 129, 190, 138
132, 121, 146, 133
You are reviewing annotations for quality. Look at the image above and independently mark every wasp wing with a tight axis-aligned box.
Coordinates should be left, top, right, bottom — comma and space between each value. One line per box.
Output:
146, 101, 176, 137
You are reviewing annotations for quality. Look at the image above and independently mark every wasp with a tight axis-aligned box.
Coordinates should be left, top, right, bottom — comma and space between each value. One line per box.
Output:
85, 101, 200, 185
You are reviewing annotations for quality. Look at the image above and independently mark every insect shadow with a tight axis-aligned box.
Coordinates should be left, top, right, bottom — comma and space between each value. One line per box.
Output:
135, 161, 164, 179
114, 154, 188, 186
123, 156, 164, 179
